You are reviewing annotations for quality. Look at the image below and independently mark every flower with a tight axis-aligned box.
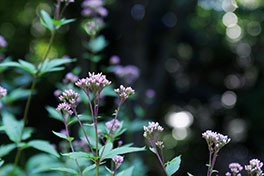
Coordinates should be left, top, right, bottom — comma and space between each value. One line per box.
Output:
105, 119, 122, 132
56, 102, 73, 115
245, 159, 263, 176
81, 0, 108, 17
155, 141, 165, 149
202, 130, 231, 150
0, 36, 7, 48
63, 72, 79, 83
75, 72, 111, 93
225, 163, 243, 176
0, 86, 7, 98
112, 155, 124, 169
58, 89, 80, 108
113, 65, 140, 84
143, 122, 164, 138
114, 85, 135, 100
110, 55, 120, 65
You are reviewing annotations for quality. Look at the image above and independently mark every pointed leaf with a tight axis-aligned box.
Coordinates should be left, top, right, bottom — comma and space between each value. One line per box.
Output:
50, 167, 78, 175
0, 144, 16, 158
165, 155, 181, 176
40, 10, 54, 31
103, 146, 146, 159
27, 140, 59, 157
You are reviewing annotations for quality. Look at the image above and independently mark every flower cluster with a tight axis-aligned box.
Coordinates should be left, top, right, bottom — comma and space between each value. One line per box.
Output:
58, 89, 80, 107
202, 130, 231, 150
75, 72, 111, 93
63, 72, 79, 84
0, 35, 7, 48
155, 141, 165, 149
225, 163, 243, 176
56, 102, 73, 115
245, 159, 263, 176
112, 155, 124, 169
0, 86, 7, 98
81, 0, 108, 17
143, 122, 164, 139
114, 85, 135, 100
105, 119, 122, 132
114, 65, 140, 84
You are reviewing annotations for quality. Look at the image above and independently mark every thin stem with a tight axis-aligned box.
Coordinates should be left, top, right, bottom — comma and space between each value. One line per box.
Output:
63, 114, 83, 176
207, 150, 212, 176
73, 109, 95, 156
94, 90, 99, 176
210, 151, 218, 176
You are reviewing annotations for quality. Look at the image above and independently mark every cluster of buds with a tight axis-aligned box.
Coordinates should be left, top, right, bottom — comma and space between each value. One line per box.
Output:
105, 119, 122, 132
245, 159, 263, 176
75, 72, 111, 93
63, 72, 79, 84
143, 122, 164, 139
81, 0, 108, 17
225, 163, 243, 176
155, 141, 165, 149
57, 89, 79, 115
112, 155, 124, 169
202, 130, 231, 151
0, 86, 7, 98
114, 85, 135, 100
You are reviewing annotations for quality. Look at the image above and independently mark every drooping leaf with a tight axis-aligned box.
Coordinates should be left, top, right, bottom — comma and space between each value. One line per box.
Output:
116, 166, 134, 176
165, 155, 181, 176
0, 60, 36, 76
27, 140, 59, 157
0, 144, 16, 158
102, 146, 146, 159
50, 167, 78, 175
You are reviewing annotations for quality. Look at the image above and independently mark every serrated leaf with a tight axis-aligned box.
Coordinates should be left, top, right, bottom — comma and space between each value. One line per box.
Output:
116, 166, 134, 176
103, 146, 146, 159
40, 10, 54, 31
50, 167, 78, 175
0, 144, 16, 158
27, 140, 59, 157
83, 164, 96, 175
165, 155, 181, 176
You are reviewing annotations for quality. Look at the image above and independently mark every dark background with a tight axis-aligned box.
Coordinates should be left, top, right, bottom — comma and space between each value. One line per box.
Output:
1, 0, 264, 175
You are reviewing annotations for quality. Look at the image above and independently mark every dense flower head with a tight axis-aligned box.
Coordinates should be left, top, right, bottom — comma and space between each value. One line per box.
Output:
56, 102, 73, 115
63, 72, 79, 83
202, 130, 231, 149
81, 0, 108, 17
105, 119, 122, 132
114, 85, 135, 100
143, 122, 164, 138
112, 155, 124, 169
75, 72, 111, 92
245, 159, 263, 175
0, 35, 7, 48
58, 89, 80, 107
225, 163, 243, 176
0, 86, 7, 98
114, 65, 140, 84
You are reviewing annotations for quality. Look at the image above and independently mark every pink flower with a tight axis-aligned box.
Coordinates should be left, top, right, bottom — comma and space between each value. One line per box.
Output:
105, 119, 122, 132
0, 86, 7, 98
112, 155, 124, 169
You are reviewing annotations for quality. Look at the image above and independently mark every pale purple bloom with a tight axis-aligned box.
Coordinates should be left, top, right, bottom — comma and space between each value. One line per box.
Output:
56, 102, 73, 115
63, 72, 79, 83
202, 130, 231, 149
155, 141, 165, 149
225, 172, 231, 176
114, 85, 135, 100
118, 140, 123, 146
114, 65, 140, 84
81, 0, 108, 17
226, 163, 243, 176
245, 159, 263, 175
143, 122, 164, 138
54, 89, 62, 97
58, 89, 80, 107
112, 155, 124, 169
0, 36, 7, 48
110, 55, 120, 65
145, 89, 155, 98
0, 86, 7, 98
105, 119, 122, 132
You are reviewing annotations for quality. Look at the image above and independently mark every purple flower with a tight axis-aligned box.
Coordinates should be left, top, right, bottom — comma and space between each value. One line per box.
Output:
105, 119, 122, 132
226, 163, 243, 176
56, 102, 73, 115
245, 159, 263, 175
114, 65, 140, 84
54, 89, 62, 97
63, 72, 79, 83
202, 130, 231, 149
0, 86, 7, 98
75, 72, 111, 93
58, 89, 80, 108
114, 85, 135, 100
145, 89, 155, 98
112, 155, 124, 169
155, 141, 165, 149
143, 122, 164, 138
81, 0, 108, 17
0, 36, 7, 48
110, 55, 120, 65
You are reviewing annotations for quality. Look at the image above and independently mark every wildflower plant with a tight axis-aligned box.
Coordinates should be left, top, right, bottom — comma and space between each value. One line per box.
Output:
202, 130, 231, 176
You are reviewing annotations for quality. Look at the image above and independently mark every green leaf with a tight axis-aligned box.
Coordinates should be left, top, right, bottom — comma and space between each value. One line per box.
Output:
99, 142, 113, 159
27, 140, 59, 157
83, 164, 96, 175
165, 155, 181, 176
46, 106, 63, 122
40, 10, 54, 31
104, 166, 113, 174
52, 131, 73, 141
22, 127, 34, 140
0, 144, 16, 158
88, 35, 108, 53
103, 146, 146, 159
50, 167, 78, 175
52, 18, 76, 29
148, 147, 155, 154
187, 172, 194, 176
0, 159, 4, 167
61, 152, 90, 160
3, 89, 31, 104
116, 166, 134, 176
2, 111, 23, 143
0, 60, 36, 76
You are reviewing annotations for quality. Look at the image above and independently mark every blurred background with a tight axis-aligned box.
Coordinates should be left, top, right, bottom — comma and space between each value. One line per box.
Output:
1, 0, 264, 175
